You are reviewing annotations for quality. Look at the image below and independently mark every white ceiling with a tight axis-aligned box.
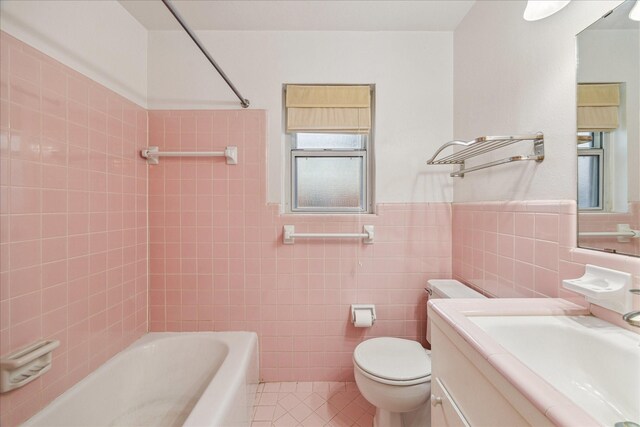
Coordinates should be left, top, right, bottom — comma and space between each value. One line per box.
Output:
118, 0, 476, 32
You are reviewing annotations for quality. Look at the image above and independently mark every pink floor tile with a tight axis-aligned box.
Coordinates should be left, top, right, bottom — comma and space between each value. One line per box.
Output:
254, 406, 277, 422
253, 382, 372, 427
303, 393, 325, 411
278, 393, 303, 411
259, 393, 279, 406
288, 402, 314, 422
273, 413, 299, 427
300, 413, 327, 427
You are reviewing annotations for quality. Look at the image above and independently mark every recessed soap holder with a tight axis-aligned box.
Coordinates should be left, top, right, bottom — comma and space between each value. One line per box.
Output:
0, 340, 60, 393
562, 264, 632, 314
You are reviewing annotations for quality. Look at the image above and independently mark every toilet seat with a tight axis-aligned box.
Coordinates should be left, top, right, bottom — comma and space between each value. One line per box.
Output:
353, 338, 431, 386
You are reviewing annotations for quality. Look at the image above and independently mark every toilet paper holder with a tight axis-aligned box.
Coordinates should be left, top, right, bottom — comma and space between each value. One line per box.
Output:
351, 304, 376, 325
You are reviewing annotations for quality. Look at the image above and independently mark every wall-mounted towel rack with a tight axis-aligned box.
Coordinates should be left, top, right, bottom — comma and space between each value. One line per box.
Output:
427, 133, 544, 177
579, 224, 639, 242
283, 225, 374, 244
579, 230, 639, 237
141, 146, 238, 165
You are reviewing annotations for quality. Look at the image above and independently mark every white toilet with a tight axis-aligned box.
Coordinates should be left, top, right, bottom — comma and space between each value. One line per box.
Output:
353, 279, 485, 427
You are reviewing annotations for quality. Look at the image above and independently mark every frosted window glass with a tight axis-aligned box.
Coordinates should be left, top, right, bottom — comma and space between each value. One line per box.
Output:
578, 155, 600, 209
295, 133, 365, 150
295, 157, 363, 209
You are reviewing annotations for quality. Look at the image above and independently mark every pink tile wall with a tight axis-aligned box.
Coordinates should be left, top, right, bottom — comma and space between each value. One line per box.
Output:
0, 32, 148, 426
578, 202, 640, 256
147, 110, 452, 381
452, 201, 640, 322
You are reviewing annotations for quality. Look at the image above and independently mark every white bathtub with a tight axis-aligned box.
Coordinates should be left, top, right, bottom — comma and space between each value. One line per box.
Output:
23, 332, 259, 427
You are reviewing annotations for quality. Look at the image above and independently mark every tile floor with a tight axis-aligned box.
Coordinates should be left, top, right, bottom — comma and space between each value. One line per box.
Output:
251, 382, 375, 427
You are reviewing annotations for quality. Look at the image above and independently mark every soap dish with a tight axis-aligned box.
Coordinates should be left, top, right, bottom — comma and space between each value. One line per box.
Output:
562, 264, 632, 314
0, 340, 60, 393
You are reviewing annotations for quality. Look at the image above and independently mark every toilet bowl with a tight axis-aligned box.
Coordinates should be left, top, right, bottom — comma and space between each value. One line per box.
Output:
353, 279, 485, 427
353, 337, 431, 427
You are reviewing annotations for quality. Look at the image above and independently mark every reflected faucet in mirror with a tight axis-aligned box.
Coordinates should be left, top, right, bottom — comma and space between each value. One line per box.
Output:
622, 289, 640, 327
576, 0, 640, 257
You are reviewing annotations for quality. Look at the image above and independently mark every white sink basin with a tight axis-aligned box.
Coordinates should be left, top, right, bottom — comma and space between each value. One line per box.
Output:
469, 315, 640, 426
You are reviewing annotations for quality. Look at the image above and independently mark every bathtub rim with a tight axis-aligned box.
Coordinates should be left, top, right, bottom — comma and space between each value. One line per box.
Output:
181, 331, 259, 427
22, 331, 259, 427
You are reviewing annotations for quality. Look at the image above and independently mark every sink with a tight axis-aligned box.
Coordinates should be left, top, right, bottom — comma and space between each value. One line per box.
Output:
469, 315, 640, 426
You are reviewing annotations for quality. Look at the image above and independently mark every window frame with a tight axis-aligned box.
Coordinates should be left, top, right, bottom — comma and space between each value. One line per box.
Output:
290, 145, 368, 213
283, 84, 375, 214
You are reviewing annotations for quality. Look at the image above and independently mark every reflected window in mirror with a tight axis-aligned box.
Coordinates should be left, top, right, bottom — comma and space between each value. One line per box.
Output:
577, 131, 605, 210
576, 83, 628, 214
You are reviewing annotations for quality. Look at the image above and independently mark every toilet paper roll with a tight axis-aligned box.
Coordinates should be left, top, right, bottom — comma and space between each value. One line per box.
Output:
353, 310, 373, 327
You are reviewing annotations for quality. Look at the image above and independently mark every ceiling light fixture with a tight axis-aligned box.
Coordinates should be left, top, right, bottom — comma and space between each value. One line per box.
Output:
523, 0, 572, 21
630, 0, 640, 21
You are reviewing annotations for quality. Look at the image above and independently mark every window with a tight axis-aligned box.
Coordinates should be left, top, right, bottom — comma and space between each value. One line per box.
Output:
284, 85, 374, 213
577, 131, 605, 210
576, 83, 623, 212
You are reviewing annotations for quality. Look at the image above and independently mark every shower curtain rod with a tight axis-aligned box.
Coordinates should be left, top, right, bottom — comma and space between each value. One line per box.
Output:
161, 0, 250, 108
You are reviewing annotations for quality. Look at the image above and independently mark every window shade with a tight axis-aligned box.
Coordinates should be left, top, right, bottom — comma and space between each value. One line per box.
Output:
286, 85, 371, 133
577, 84, 620, 131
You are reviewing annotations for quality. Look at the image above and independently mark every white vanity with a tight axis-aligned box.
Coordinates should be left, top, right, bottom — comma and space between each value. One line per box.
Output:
428, 298, 640, 427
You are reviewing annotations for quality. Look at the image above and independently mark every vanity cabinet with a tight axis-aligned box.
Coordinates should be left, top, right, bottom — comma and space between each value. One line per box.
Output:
431, 377, 470, 427
429, 313, 554, 427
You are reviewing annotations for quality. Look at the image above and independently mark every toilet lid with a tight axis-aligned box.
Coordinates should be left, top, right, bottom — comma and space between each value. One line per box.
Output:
353, 337, 431, 382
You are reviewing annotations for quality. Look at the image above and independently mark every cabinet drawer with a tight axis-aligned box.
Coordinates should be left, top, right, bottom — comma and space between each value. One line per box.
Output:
432, 377, 471, 427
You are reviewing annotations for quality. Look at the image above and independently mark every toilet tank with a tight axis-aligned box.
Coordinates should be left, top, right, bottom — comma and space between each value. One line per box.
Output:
426, 280, 485, 344
427, 279, 485, 300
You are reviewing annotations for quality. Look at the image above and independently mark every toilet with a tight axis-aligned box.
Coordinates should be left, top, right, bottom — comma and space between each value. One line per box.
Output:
353, 280, 485, 427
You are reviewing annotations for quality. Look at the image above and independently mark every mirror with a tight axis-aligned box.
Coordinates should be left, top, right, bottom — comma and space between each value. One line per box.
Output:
576, 0, 639, 257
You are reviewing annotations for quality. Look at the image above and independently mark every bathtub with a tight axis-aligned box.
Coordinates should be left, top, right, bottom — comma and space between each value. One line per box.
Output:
23, 332, 259, 427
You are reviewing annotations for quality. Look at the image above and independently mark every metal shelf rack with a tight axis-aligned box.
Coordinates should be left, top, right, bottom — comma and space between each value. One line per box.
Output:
426, 132, 544, 177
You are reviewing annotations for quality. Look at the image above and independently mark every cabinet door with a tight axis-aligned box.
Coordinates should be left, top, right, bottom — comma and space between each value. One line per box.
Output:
431, 377, 471, 427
